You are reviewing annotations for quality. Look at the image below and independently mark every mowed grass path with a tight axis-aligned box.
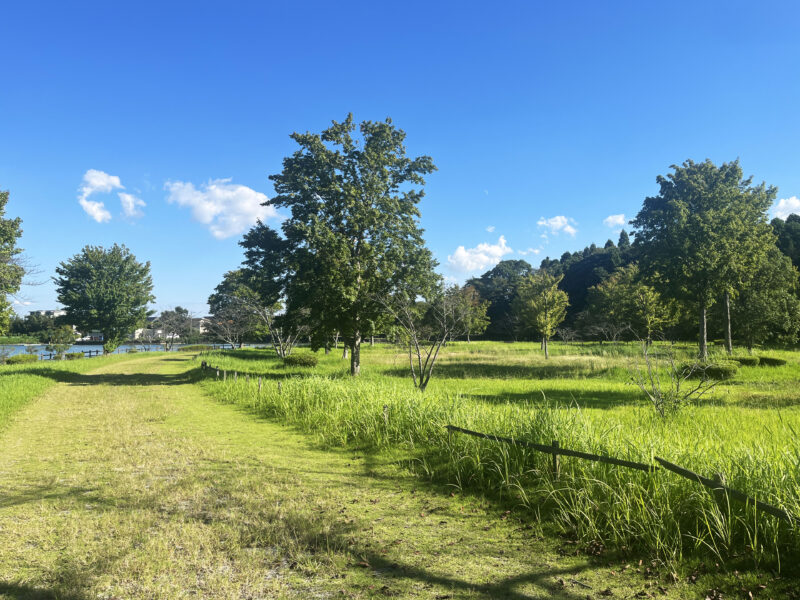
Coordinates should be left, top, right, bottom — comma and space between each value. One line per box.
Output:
0, 354, 668, 599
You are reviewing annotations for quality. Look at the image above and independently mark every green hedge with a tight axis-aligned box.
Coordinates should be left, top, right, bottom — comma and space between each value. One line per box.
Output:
179, 344, 215, 352
4, 354, 39, 365
681, 362, 738, 380
283, 353, 318, 368
65, 352, 84, 360
759, 356, 787, 367
733, 356, 760, 367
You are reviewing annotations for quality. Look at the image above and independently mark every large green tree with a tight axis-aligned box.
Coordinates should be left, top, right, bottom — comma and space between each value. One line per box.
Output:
0, 190, 24, 334
631, 159, 776, 360
266, 114, 438, 375
513, 271, 569, 359
54, 244, 154, 353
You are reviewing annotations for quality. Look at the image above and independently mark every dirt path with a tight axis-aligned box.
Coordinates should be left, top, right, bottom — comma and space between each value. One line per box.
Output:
0, 354, 663, 599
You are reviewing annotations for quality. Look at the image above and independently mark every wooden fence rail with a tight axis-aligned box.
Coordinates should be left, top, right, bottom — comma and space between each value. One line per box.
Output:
445, 424, 793, 524
196, 360, 794, 525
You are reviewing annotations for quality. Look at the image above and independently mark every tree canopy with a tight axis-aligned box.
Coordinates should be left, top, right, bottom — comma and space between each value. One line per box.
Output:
0, 190, 24, 335
631, 159, 776, 359
265, 114, 438, 375
467, 260, 533, 339
54, 244, 154, 353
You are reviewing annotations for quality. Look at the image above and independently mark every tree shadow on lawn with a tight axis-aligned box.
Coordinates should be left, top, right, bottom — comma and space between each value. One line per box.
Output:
384, 361, 620, 381
0, 581, 87, 600
5, 367, 205, 388
462, 388, 644, 409
0, 445, 604, 600
210, 349, 281, 362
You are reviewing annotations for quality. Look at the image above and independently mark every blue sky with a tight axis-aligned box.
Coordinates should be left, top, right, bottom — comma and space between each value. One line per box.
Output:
2, 1, 800, 316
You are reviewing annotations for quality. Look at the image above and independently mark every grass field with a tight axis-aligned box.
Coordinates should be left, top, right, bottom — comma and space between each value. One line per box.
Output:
195, 341, 800, 573
0, 352, 154, 430
1, 353, 693, 599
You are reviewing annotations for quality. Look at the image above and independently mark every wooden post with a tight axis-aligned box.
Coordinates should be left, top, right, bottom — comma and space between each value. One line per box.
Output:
552, 440, 560, 479
383, 404, 389, 428
246, 374, 250, 383
278, 381, 282, 394
216, 368, 219, 379
711, 472, 727, 508
223, 370, 227, 381
258, 377, 262, 393
234, 371, 238, 381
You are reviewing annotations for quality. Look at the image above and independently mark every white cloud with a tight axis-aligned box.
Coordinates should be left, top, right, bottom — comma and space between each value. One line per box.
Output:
603, 213, 626, 228
79, 199, 112, 223
486, 225, 495, 233
165, 178, 279, 239
772, 196, 800, 220
77, 169, 123, 223
119, 192, 146, 219
13, 300, 32, 306
518, 247, 541, 256
537, 215, 577, 236
447, 235, 513, 273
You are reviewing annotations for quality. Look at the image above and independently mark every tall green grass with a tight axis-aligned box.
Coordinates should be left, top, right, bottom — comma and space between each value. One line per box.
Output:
195, 342, 800, 569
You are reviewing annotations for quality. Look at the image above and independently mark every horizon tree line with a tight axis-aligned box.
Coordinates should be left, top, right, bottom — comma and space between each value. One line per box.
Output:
3, 121, 800, 365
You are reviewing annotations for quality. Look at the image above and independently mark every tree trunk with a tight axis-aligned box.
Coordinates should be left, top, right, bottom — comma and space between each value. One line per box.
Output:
370, 336, 374, 346
466, 330, 471, 343
324, 344, 330, 355
350, 332, 361, 376
724, 292, 733, 355
342, 346, 348, 359
699, 303, 708, 362
544, 336, 549, 359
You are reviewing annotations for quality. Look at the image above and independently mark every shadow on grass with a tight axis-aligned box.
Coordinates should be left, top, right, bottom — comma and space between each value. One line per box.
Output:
383, 361, 620, 381
463, 388, 644, 409
0, 450, 599, 600
0, 581, 86, 600
210, 349, 281, 362
13, 368, 204, 387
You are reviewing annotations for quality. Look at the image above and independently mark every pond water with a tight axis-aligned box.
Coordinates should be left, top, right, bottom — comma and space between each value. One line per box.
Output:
0, 343, 240, 359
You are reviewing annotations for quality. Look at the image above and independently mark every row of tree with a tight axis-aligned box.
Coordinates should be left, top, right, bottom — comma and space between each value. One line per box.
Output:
210, 140, 800, 368
4, 118, 799, 367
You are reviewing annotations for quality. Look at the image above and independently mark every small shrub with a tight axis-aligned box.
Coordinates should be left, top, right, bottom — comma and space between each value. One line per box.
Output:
283, 353, 318, 368
759, 356, 787, 367
65, 352, 84, 360
179, 344, 216, 352
681, 362, 738, 380
733, 356, 760, 367
126, 348, 139, 353
5, 354, 39, 364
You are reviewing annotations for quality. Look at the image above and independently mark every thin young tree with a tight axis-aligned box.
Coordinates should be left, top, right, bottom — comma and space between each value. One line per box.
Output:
514, 271, 569, 359
383, 285, 468, 391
